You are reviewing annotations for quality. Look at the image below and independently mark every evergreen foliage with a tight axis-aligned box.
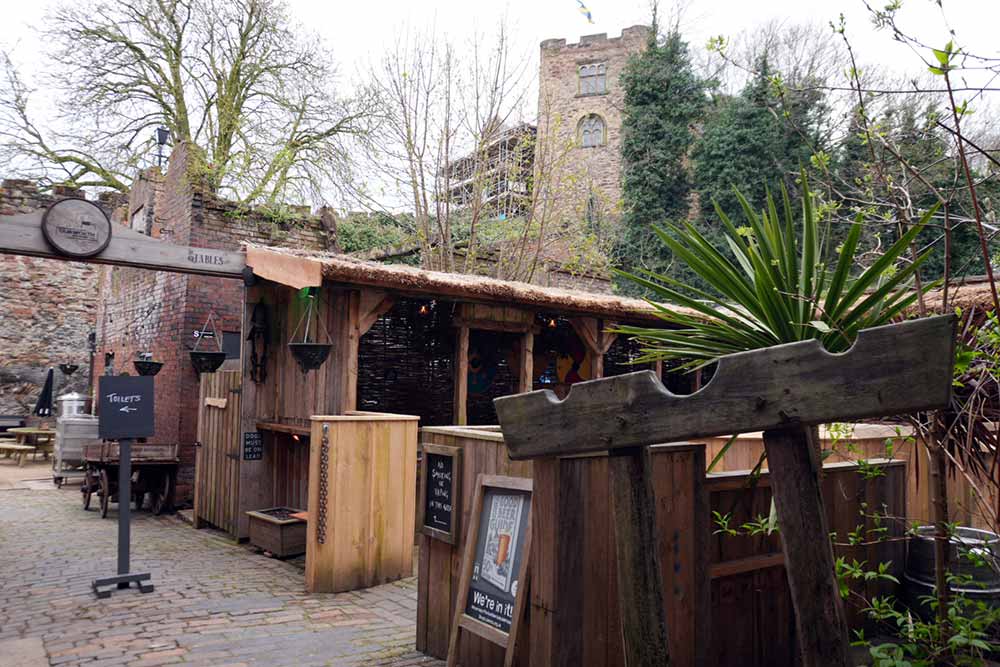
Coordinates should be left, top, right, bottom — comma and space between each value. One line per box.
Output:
615, 29, 706, 293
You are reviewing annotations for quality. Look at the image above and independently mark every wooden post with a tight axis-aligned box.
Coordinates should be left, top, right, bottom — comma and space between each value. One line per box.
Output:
609, 447, 670, 667
454, 326, 469, 426
762, 425, 850, 667
236, 284, 271, 539
519, 332, 534, 393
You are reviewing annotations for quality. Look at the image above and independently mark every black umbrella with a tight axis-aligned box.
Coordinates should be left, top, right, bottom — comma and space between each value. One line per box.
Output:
33, 368, 54, 417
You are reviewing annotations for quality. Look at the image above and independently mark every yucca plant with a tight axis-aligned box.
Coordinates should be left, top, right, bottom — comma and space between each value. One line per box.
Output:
614, 174, 938, 370
615, 174, 938, 667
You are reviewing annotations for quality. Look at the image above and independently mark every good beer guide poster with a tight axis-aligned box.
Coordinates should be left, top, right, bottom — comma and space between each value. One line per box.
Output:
465, 487, 531, 633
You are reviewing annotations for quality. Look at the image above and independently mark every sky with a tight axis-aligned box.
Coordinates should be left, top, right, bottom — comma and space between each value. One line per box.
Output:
3, 0, 999, 93
1, 0, 997, 208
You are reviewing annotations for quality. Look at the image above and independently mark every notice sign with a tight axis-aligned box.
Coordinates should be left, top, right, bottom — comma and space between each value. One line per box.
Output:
465, 486, 530, 633
419, 444, 461, 544
243, 431, 263, 460
98, 375, 155, 440
448, 474, 532, 667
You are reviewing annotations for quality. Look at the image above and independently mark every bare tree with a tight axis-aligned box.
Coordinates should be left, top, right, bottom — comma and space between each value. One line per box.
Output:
0, 0, 372, 205
362, 24, 610, 281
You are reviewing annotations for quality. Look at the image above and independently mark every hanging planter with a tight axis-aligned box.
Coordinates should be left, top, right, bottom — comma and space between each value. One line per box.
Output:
133, 353, 163, 377
288, 288, 332, 373
190, 311, 226, 374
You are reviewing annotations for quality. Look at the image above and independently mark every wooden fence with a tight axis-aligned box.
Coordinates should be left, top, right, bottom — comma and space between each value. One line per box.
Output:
416, 426, 907, 667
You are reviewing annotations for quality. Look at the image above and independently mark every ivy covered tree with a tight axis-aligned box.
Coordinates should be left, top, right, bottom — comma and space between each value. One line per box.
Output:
614, 28, 706, 293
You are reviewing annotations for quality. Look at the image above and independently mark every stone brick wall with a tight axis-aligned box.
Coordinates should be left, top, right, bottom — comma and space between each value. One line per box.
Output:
537, 26, 649, 223
0, 182, 125, 418
95, 143, 328, 502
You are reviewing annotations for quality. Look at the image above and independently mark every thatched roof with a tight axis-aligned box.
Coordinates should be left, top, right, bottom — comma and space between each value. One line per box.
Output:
244, 245, 681, 323
922, 276, 998, 313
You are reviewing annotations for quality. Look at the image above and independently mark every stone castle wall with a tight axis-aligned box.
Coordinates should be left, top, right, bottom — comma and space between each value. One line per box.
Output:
537, 25, 649, 223
0, 182, 125, 418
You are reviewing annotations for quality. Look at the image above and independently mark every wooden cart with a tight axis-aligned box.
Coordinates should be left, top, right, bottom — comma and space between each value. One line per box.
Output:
82, 443, 179, 518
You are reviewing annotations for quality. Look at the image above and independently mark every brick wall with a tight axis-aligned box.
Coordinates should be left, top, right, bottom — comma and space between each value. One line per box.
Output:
0, 181, 125, 419
537, 26, 649, 222
95, 143, 328, 501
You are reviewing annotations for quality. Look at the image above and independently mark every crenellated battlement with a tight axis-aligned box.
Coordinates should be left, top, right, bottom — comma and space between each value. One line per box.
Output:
540, 24, 649, 51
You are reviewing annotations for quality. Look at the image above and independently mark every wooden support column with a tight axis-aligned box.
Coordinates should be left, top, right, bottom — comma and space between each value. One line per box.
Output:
609, 447, 671, 667
569, 317, 616, 379
236, 284, 272, 539
519, 332, 534, 393
763, 425, 850, 667
454, 326, 469, 425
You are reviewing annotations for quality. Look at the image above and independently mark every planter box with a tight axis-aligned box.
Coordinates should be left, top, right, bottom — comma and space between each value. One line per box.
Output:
246, 507, 306, 558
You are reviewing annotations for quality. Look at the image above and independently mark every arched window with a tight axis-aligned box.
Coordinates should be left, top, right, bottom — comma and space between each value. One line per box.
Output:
578, 63, 607, 95
578, 114, 606, 148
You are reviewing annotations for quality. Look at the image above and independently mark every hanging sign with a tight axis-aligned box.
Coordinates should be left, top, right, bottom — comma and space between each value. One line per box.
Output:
41, 198, 113, 258
98, 375, 155, 439
243, 431, 263, 460
419, 444, 461, 544
448, 475, 532, 664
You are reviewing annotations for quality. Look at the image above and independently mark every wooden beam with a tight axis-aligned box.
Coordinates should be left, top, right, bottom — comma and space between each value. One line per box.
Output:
237, 286, 272, 539
454, 326, 469, 426
495, 316, 956, 460
245, 245, 322, 289
358, 290, 396, 334
519, 332, 534, 393
609, 447, 671, 667
0, 211, 245, 278
764, 425, 851, 667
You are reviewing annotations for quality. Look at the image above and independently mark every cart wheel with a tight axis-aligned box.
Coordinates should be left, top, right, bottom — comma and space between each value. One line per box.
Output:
99, 469, 110, 519
151, 472, 172, 515
82, 469, 93, 510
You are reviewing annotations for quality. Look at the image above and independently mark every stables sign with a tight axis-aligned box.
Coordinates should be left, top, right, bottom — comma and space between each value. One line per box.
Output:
41, 198, 113, 258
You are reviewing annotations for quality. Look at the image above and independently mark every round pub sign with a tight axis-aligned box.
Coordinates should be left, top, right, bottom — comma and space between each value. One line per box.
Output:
41, 198, 113, 258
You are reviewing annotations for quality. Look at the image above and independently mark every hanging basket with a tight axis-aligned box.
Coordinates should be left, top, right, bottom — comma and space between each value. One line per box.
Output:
133, 360, 164, 377
190, 351, 226, 374
287, 289, 332, 373
59, 363, 79, 376
190, 310, 226, 374
289, 342, 332, 373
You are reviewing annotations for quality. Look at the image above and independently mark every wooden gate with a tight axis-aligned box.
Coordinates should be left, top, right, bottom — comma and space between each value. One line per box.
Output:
194, 370, 242, 535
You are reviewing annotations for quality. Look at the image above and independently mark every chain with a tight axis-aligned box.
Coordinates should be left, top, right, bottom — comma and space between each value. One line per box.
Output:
317, 423, 329, 545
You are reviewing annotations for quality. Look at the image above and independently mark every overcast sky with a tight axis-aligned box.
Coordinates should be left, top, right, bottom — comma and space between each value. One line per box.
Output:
3, 0, 999, 91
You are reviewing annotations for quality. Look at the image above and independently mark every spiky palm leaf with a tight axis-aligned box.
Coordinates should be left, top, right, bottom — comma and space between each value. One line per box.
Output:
615, 175, 938, 371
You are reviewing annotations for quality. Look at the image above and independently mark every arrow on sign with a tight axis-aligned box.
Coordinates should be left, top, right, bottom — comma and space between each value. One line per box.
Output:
119, 406, 137, 413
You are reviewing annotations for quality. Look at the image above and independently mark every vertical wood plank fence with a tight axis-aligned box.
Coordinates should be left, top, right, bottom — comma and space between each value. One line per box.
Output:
416, 426, 908, 667
194, 370, 242, 535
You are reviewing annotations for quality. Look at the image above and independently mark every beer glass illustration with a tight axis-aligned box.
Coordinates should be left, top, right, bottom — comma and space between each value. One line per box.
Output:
495, 533, 511, 568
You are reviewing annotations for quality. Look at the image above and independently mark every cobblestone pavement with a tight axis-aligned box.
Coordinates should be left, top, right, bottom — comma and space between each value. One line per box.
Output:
0, 486, 445, 667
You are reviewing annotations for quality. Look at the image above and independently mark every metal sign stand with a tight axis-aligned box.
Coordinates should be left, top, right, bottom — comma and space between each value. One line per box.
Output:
92, 438, 154, 598
93, 374, 157, 599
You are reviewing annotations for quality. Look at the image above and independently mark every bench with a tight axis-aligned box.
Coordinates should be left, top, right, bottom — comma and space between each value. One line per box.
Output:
0, 443, 36, 467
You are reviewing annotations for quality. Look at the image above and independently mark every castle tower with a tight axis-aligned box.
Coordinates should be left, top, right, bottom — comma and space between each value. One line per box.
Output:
536, 25, 649, 225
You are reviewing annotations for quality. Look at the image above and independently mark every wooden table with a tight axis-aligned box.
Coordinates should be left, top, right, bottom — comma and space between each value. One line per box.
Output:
8, 427, 56, 461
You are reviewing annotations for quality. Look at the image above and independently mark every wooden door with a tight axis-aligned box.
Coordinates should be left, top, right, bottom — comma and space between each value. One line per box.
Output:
194, 370, 242, 536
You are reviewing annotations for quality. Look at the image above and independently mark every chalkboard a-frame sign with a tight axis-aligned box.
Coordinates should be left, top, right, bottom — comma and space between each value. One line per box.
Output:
447, 474, 532, 667
418, 443, 461, 544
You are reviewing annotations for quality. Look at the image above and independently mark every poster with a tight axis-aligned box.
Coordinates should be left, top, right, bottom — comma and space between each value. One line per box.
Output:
465, 488, 531, 633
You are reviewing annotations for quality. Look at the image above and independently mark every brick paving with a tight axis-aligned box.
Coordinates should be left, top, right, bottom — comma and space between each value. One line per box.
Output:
0, 484, 444, 666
